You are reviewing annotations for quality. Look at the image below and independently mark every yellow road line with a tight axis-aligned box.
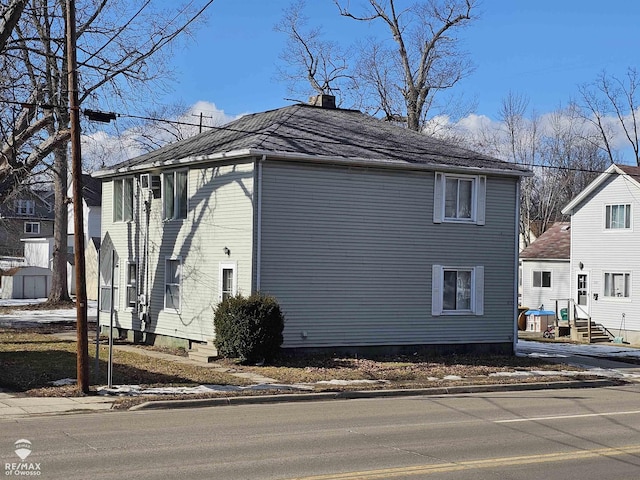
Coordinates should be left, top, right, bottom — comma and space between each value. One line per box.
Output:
290, 444, 640, 480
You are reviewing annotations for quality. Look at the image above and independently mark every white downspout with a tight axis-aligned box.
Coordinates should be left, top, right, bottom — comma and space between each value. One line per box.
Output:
514, 178, 521, 354
256, 155, 265, 291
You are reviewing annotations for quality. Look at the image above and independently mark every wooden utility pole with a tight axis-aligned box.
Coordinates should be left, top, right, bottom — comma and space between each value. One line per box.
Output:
66, 0, 89, 394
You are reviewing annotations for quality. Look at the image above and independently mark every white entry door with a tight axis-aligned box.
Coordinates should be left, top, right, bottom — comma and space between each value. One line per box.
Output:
576, 272, 589, 319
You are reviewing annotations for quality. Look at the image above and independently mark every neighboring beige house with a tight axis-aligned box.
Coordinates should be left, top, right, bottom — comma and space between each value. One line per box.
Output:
67, 173, 102, 300
520, 222, 571, 315
93, 96, 530, 353
562, 164, 640, 343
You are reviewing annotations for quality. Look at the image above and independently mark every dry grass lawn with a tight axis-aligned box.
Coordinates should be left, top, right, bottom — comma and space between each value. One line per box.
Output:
0, 326, 595, 400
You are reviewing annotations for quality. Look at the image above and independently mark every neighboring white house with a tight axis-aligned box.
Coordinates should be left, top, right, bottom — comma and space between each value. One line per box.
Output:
520, 222, 571, 315
562, 164, 640, 344
93, 96, 531, 354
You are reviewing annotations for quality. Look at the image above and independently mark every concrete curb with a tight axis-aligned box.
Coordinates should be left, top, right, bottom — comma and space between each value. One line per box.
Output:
129, 378, 625, 411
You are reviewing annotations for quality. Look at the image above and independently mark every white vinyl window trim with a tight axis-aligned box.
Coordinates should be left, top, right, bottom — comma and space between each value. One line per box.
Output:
99, 260, 120, 312
532, 270, 552, 288
24, 222, 40, 234
125, 260, 138, 310
432, 265, 484, 316
603, 272, 631, 299
162, 170, 188, 221
15, 199, 35, 215
219, 262, 237, 302
113, 177, 134, 222
604, 204, 631, 230
164, 257, 182, 311
433, 172, 486, 225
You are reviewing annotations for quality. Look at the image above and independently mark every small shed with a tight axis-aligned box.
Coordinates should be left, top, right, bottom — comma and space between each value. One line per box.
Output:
524, 309, 556, 333
0, 266, 52, 299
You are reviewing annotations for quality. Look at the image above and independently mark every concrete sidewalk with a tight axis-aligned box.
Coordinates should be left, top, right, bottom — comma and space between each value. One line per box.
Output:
0, 389, 114, 418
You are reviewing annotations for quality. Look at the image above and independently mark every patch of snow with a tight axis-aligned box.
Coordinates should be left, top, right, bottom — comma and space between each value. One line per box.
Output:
0, 300, 97, 327
443, 375, 462, 381
97, 382, 314, 397
50, 378, 76, 386
315, 379, 390, 386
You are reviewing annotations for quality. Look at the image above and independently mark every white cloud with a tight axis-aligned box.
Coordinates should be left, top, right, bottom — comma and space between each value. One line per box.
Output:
81, 101, 239, 172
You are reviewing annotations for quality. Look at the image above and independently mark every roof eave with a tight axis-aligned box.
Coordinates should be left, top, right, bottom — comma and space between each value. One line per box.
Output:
93, 148, 531, 179
561, 164, 640, 214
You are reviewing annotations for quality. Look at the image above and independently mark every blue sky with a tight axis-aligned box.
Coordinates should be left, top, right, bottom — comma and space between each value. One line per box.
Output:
162, 0, 640, 120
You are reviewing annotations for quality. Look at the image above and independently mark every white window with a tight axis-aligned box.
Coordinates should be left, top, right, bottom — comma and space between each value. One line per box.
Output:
432, 265, 484, 316
533, 270, 551, 288
126, 261, 138, 309
113, 178, 134, 222
219, 263, 237, 301
604, 272, 630, 298
433, 173, 486, 225
165, 257, 182, 310
15, 199, 35, 215
24, 222, 40, 234
163, 170, 188, 220
100, 260, 119, 312
605, 204, 631, 230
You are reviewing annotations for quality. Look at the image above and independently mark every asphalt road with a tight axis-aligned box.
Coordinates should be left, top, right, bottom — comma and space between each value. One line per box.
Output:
2, 385, 640, 479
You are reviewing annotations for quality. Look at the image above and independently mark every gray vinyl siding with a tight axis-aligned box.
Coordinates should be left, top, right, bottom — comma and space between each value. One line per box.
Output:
570, 174, 640, 333
100, 161, 254, 342
520, 259, 570, 313
259, 161, 517, 348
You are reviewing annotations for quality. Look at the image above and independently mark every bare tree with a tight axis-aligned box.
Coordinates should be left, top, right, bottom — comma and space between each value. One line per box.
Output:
464, 94, 607, 245
0, 0, 211, 302
0, 0, 26, 52
334, 0, 477, 131
496, 92, 540, 246
578, 68, 640, 165
274, 0, 352, 103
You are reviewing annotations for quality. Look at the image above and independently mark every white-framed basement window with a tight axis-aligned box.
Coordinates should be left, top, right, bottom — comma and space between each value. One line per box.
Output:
603, 272, 630, 298
605, 204, 631, 230
164, 257, 182, 311
163, 170, 188, 220
113, 177, 134, 222
219, 262, 237, 302
24, 222, 40, 234
433, 172, 486, 225
432, 265, 484, 316
100, 260, 119, 312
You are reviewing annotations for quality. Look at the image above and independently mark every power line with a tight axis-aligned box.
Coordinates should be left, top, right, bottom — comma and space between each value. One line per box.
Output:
1, 99, 636, 176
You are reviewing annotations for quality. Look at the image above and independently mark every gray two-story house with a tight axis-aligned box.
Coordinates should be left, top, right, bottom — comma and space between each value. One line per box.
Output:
0, 186, 54, 257
93, 96, 530, 354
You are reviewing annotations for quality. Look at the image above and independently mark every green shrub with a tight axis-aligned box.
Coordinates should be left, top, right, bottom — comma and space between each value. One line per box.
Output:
213, 293, 285, 363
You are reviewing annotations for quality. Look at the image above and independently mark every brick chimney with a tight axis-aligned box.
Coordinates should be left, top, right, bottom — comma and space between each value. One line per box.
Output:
309, 94, 336, 109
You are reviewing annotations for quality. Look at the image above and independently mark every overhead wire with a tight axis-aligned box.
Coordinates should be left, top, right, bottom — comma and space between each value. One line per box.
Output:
0, 99, 636, 177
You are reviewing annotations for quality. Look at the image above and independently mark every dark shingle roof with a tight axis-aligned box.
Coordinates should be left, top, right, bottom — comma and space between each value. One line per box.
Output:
616, 165, 640, 182
81, 174, 102, 206
520, 222, 570, 260
97, 104, 530, 176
